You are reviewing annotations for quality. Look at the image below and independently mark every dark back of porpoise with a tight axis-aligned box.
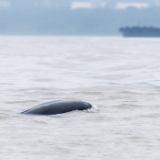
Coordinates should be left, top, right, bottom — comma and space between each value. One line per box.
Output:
21, 100, 92, 115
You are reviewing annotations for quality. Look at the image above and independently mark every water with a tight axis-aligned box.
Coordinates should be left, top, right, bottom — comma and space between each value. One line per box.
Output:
0, 36, 160, 160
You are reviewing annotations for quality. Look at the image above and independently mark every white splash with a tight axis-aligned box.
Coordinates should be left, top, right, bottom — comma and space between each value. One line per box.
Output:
84, 105, 99, 113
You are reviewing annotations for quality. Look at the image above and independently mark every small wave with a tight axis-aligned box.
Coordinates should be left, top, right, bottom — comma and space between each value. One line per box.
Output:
33, 120, 48, 124
138, 113, 160, 118
119, 91, 138, 95
6, 100, 37, 104
74, 91, 102, 95
112, 104, 142, 108
83, 105, 99, 113
0, 113, 9, 120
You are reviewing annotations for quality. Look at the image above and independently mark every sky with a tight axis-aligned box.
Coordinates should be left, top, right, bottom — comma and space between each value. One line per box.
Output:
0, 0, 160, 9
0, 0, 160, 35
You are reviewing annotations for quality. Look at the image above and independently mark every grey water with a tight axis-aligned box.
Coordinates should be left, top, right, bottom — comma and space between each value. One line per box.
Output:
1, 36, 160, 160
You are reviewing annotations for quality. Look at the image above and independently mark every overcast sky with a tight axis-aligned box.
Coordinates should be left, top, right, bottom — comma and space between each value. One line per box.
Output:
0, 0, 160, 10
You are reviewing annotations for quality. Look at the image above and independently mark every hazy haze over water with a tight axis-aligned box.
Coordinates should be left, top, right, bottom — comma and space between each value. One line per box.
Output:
1, 36, 160, 160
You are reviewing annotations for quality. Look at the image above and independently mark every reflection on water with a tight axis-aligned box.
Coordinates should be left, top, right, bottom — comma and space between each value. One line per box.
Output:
0, 36, 160, 160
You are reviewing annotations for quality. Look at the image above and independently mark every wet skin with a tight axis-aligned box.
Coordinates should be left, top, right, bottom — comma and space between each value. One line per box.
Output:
21, 100, 92, 115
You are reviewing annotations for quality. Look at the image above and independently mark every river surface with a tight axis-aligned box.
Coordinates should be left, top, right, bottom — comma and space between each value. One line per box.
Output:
0, 36, 160, 160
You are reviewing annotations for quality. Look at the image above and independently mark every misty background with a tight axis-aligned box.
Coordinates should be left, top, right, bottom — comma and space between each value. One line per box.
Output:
0, 0, 160, 35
